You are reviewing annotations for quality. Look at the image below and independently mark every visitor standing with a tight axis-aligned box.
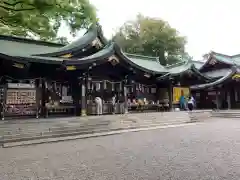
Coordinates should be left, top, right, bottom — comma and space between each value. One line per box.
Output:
95, 96, 103, 115
179, 94, 185, 110
111, 94, 116, 114
118, 94, 125, 114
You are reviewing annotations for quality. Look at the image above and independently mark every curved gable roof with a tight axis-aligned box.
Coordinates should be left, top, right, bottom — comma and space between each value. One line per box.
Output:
0, 36, 61, 56
199, 51, 236, 71
0, 24, 107, 58
65, 43, 168, 74
191, 67, 237, 90
34, 24, 108, 57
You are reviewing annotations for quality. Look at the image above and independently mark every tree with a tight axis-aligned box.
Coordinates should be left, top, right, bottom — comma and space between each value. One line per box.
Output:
113, 14, 187, 65
0, 0, 97, 43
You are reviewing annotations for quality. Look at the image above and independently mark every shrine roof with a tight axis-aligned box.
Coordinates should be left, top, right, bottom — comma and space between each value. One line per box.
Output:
34, 24, 108, 57
199, 51, 239, 71
0, 24, 107, 58
65, 42, 168, 74
156, 58, 212, 81
190, 67, 237, 90
18, 55, 67, 64
165, 60, 192, 75
123, 53, 167, 74
203, 68, 232, 78
0, 36, 62, 56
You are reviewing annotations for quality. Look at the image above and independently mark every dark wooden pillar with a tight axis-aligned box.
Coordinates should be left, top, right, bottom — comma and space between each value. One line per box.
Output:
199, 90, 207, 109
35, 79, 39, 119
226, 88, 231, 109
41, 78, 47, 118
0, 86, 5, 120
230, 85, 236, 109
71, 78, 80, 116
168, 77, 173, 110
123, 79, 128, 114
81, 78, 87, 116
215, 89, 220, 110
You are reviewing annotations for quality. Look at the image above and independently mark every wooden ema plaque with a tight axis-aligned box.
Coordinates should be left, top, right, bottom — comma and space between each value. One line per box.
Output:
6, 89, 36, 105
5, 89, 37, 116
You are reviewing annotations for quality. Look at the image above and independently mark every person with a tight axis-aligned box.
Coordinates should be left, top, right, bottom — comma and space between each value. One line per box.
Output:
179, 93, 185, 110
95, 96, 103, 115
211, 100, 217, 110
111, 94, 116, 114
118, 94, 125, 114
188, 96, 195, 111
137, 98, 144, 112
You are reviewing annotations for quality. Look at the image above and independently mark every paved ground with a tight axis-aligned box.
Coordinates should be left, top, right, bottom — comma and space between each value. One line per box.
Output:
1, 118, 239, 180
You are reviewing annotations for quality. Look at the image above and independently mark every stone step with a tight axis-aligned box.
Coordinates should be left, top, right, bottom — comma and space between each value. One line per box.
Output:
211, 111, 240, 118
0, 117, 190, 142
2, 125, 112, 142
0, 119, 111, 133
2, 118, 187, 137
1, 120, 188, 144
1, 122, 111, 137
212, 115, 240, 118
0, 111, 195, 145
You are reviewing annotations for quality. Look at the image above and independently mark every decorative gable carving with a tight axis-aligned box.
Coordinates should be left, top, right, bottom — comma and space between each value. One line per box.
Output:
108, 55, 119, 66
208, 58, 217, 65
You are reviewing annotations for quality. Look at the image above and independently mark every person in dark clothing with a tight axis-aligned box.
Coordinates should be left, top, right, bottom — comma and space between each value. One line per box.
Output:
211, 101, 217, 110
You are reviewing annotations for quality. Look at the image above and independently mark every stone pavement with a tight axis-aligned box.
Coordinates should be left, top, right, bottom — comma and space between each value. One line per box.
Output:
0, 111, 212, 146
212, 110, 240, 118
0, 118, 239, 180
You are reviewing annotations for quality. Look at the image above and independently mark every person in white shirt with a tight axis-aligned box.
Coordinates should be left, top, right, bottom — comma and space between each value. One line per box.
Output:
95, 96, 103, 115
187, 96, 195, 111
111, 94, 116, 114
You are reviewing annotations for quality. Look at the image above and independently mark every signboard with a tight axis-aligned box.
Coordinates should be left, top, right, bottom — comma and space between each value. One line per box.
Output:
7, 83, 35, 89
173, 87, 190, 104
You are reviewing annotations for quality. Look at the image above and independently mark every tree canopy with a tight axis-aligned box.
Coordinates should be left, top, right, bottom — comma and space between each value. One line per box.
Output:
113, 14, 188, 65
0, 0, 97, 43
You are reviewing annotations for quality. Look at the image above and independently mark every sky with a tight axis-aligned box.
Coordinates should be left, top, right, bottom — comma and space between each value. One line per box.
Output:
62, 0, 240, 60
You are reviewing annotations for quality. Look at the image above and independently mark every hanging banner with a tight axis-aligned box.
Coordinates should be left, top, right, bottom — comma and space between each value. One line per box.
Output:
173, 87, 190, 103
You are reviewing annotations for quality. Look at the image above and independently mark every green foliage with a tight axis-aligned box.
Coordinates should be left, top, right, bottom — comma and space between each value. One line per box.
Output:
0, 0, 97, 43
113, 14, 187, 65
